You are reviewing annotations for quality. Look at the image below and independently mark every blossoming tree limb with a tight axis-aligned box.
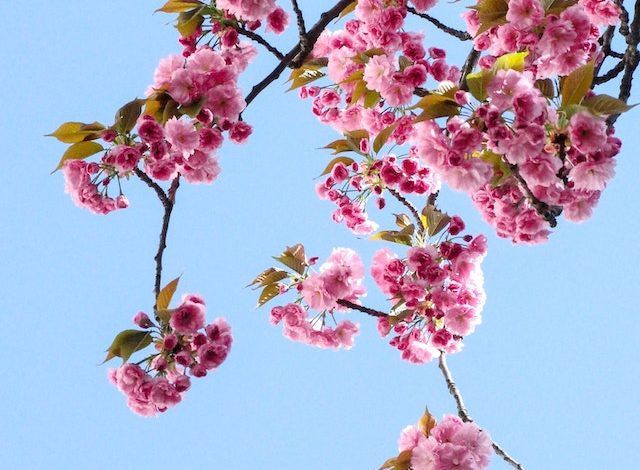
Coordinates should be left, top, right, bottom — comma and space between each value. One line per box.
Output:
47, 0, 640, 468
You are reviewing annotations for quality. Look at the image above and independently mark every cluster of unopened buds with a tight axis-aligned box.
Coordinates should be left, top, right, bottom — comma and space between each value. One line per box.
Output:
373, 216, 487, 364
108, 292, 232, 416
383, 411, 492, 470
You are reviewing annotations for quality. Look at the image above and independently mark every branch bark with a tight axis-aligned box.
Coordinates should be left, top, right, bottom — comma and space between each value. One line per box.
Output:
438, 353, 526, 470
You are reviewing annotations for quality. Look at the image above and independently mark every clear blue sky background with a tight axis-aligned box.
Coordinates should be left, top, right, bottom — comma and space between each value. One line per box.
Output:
1, 1, 639, 469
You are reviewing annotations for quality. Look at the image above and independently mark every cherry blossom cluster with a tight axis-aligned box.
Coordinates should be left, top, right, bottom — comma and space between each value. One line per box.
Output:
466, 1, 619, 78
60, 39, 255, 215
268, 248, 365, 349
316, 153, 440, 235
109, 294, 232, 416
395, 415, 492, 469
295, 0, 624, 244
216, 0, 289, 33
373, 218, 487, 364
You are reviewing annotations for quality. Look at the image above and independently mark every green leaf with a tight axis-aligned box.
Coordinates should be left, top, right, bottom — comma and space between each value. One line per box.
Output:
379, 450, 412, 470
273, 244, 307, 275
156, 276, 180, 311
114, 98, 146, 134
418, 407, 437, 437
46, 121, 105, 143
582, 94, 635, 115
320, 156, 355, 176
369, 230, 412, 246
363, 90, 381, 108
157, 0, 203, 13
247, 268, 288, 288
560, 61, 594, 107
179, 97, 205, 118
479, 150, 513, 186
256, 283, 280, 308
338, 1, 357, 19
465, 70, 493, 102
53, 141, 103, 172
373, 124, 397, 154
474, 0, 509, 35
162, 98, 180, 124
423, 205, 450, 237
177, 7, 205, 37
394, 213, 412, 229
350, 80, 368, 106
535, 79, 555, 99
412, 94, 460, 122
323, 139, 357, 155
398, 55, 412, 71
494, 51, 528, 72
287, 68, 325, 91
543, 0, 578, 14
103, 330, 153, 364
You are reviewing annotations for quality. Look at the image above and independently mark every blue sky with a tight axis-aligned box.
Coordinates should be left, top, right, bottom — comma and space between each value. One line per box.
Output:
1, 1, 639, 469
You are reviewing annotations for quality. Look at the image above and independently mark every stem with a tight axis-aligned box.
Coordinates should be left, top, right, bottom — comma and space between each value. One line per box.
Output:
336, 299, 389, 318
237, 27, 285, 60
407, 7, 471, 41
135, 168, 180, 302
387, 187, 425, 236
438, 353, 526, 470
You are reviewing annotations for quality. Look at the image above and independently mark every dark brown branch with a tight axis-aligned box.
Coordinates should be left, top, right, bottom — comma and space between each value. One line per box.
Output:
135, 168, 180, 304
407, 6, 471, 41
509, 164, 562, 227
609, 0, 640, 124
387, 187, 425, 235
594, 58, 626, 84
336, 299, 389, 318
134, 168, 169, 206
459, 48, 481, 91
438, 353, 526, 470
152, 176, 180, 301
291, 0, 308, 52
237, 27, 285, 60
244, 0, 353, 107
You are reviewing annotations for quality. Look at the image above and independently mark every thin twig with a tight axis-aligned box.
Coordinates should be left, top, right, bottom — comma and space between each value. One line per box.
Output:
387, 187, 425, 236
151, 176, 181, 299
407, 6, 471, 41
509, 164, 562, 227
336, 299, 389, 318
237, 27, 285, 60
438, 353, 526, 470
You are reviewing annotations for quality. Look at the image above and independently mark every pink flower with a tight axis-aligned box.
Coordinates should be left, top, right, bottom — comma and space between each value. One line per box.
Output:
164, 117, 199, 156
197, 342, 229, 370
266, 7, 289, 34
170, 300, 206, 335
506, 0, 545, 30
569, 159, 616, 191
569, 112, 608, 154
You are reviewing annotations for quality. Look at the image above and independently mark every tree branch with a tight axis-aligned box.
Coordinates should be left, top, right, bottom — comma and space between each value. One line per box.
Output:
407, 6, 472, 41
459, 48, 481, 91
387, 187, 425, 236
237, 27, 285, 60
336, 299, 389, 318
291, 0, 308, 52
438, 353, 526, 470
244, 0, 353, 108
509, 164, 562, 228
